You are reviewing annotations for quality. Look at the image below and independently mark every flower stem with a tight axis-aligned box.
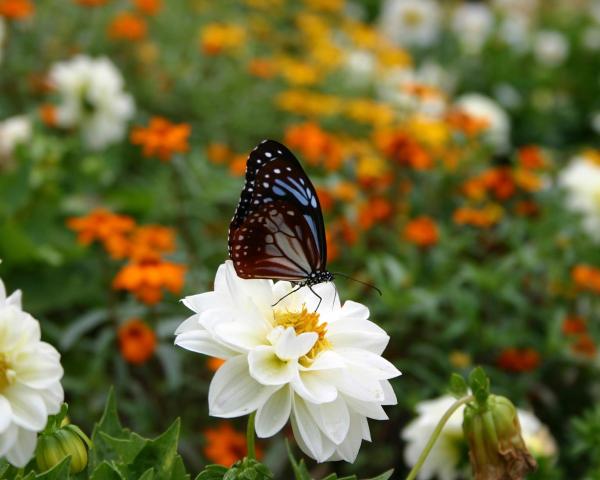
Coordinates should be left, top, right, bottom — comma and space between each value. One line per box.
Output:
246, 411, 256, 460
405, 395, 475, 480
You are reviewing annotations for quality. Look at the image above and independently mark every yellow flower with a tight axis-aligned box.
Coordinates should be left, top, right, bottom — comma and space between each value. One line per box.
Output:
200, 23, 245, 56
345, 99, 395, 128
276, 90, 342, 117
303, 0, 344, 12
277, 58, 321, 86
405, 115, 449, 149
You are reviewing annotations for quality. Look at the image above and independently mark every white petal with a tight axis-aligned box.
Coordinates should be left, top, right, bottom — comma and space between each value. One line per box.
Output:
301, 350, 346, 371
38, 382, 63, 415
4, 385, 48, 431
208, 355, 275, 418
381, 380, 398, 406
6, 427, 36, 467
6, 289, 22, 309
344, 396, 389, 420
327, 318, 389, 354
15, 346, 63, 389
0, 396, 12, 433
255, 386, 292, 438
293, 369, 338, 404
360, 416, 371, 441
337, 348, 401, 379
334, 412, 364, 463
335, 370, 385, 403
175, 329, 238, 358
274, 328, 317, 360
301, 282, 339, 314
181, 292, 226, 314
174, 313, 202, 335
0, 422, 17, 456
306, 395, 350, 444
340, 300, 370, 321
248, 346, 298, 386
291, 395, 335, 462
212, 309, 269, 352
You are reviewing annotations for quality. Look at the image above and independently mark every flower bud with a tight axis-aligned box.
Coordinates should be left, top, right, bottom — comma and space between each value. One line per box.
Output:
36, 424, 91, 474
463, 394, 537, 480
224, 457, 273, 480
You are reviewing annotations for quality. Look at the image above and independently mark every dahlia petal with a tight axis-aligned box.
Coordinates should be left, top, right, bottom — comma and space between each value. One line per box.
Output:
339, 300, 370, 321
306, 395, 350, 444
337, 348, 401, 379
4, 385, 48, 431
360, 416, 371, 441
5, 427, 37, 468
334, 412, 364, 463
15, 347, 63, 389
38, 382, 64, 415
181, 292, 225, 314
174, 329, 238, 358
255, 386, 292, 438
248, 346, 297, 385
335, 370, 385, 403
174, 314, 202, 335
327, 318, 389, 354
0, 396, 12, 433
274, 328, 317, 360
215, 319, 269, 352
343, 396, 389, 420
301, 283, 339, 314
381, 379, 398, 405
0, 423, 17, 456
291, 395, 335, 462
303, 350, 346, 371
208, 355, 275, 418
293, 370, 338, 404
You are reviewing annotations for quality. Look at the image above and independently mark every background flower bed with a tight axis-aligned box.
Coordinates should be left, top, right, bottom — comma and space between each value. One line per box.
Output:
1, 0, 600, 477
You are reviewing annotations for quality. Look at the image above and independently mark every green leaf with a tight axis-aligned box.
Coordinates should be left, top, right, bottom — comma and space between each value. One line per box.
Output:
195, 465, 228, 480
42, 403, 69, 435
448, 373, 468, 399
467, 366, 490, 405
138, 468, 155, 480
363, 470, 394, 480
98, 431, 148, 464
89, 461, 125, 480
35, 456, 71, 479
285, 441, 311, 480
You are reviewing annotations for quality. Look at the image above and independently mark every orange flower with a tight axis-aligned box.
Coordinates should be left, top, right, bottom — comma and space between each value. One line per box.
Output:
497, 348, 540, 372
572, 264, 600, 293
128, 225, 175, 261
375, 130, 432, 170
284, 122, 343, 171
248, 58, 277, 79
39, 104, 57, 127
75, 0, 109, 5
229, 154, 248, 176
515, 200, 539, 217
404, 216, 439, 248
130, 117, 191, 161
118, 319, 157, 364
571, 334, 597, 358
315, 187, 334, 213
67, 209, 136, 253
562, 315, 587, 336
0, 0, 33, 18
133, 0, 161, 15
206, 143, 232, 165
204, 423, 262, 466
446, 110, 489, 136
207, 357, 225, 372
200, 24, 245, 56
518, 146, 546, 170
358, 197, 392, 231
108, 12, 147, 41
113, 258, 186, 305
453, 205, 503, 229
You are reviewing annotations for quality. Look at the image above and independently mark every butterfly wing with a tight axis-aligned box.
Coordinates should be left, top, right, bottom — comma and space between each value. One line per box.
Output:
228, 140, 327, 280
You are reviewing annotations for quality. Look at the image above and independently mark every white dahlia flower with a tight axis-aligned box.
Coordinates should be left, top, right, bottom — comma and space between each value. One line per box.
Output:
454, 93, 511, 154
402, 394, 557, 480
48, 55, 135, 150
558, 154, 600, 241
0, 278, 64, 467
379, 0, 441, 48
0, 115, 32, 166
451, 3, 494, 55
533, 30, 569, 67
175, 261, 400, 463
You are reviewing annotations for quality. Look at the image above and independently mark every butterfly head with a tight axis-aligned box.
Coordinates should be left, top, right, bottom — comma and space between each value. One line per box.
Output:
301, 270, 335, 288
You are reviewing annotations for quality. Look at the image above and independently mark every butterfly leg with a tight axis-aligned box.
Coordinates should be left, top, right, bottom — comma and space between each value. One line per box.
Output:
308, 285, 322, 312
272, 284, 303, 308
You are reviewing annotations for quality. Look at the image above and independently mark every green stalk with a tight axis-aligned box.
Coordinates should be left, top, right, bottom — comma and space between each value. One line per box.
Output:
246, 411, 256, 460
405, 395, 475, 480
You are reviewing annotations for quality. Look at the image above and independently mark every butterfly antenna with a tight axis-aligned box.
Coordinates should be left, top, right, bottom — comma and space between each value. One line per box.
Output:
272, 285, 302, 308
332, 272, 383, 296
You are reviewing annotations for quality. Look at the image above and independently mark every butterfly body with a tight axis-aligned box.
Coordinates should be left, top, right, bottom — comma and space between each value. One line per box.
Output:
228, 140, 334, 297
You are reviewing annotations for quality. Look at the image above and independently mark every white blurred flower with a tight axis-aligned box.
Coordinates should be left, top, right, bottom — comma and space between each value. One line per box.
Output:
48, 55, 135, 150
0, 277, 64, 467
451, 3, 494, 54
454, 93, 511, 153
379, 0, 441, 48
558, 154, 600, 241
533, 30, 569, 67
0, 115, 32, 166
344, 49, 377, 84
498, 13, 531, 53
175, 261, 400, 463
402, 394, 557, 480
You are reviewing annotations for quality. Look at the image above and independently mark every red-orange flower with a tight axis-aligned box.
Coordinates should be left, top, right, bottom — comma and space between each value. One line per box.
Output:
248, 58, 277, 79
0, 0, 33, 18
200, 24, 245, 56
131, 117, 191, 161
67, 209, 136, 253
446, 110, 489, 136
571, 334, 597, 358
118, 318, 157, 364
128, 225, 175, 261
108, 12, 147, 41
284, 122, 344, 171
518, 145, 546, 170
497, 348, 540, 372
572, 264, 600, 294
39, 104, 57, 127
375, 130, 432, 170
358, 198, 392, 231
453, 205, 503, 229
206, 143, 233, 165
113, 259, 186, 305
133, 0, 161, 15
207, 357, 225, 372
562, 315, 587, 336
204, 423, 262, 466
404, 216, 439, 248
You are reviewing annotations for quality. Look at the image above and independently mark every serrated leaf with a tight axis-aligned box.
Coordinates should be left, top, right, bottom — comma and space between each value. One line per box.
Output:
195, 465, 228, 480
363, 470, 394, 480
98, 431, 148, 464
127, 419, 181, 479
35, 456, 71, 479
467, 367, 489, 405
449, 373, 468, 398
169, 456, 190, 480
89, 461, 125, 480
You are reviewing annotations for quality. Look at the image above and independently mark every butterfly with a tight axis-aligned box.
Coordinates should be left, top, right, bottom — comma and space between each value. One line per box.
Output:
228, 139, 334, 307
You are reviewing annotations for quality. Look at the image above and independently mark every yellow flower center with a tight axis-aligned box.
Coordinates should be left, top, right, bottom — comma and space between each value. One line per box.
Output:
402, 9, 423, 27
273, 305, 330, 366
0, 353, 15, 392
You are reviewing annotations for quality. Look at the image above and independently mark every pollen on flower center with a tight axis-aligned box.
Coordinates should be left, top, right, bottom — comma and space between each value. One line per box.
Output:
273, 305, 330, 365
0, 353, 15, 392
